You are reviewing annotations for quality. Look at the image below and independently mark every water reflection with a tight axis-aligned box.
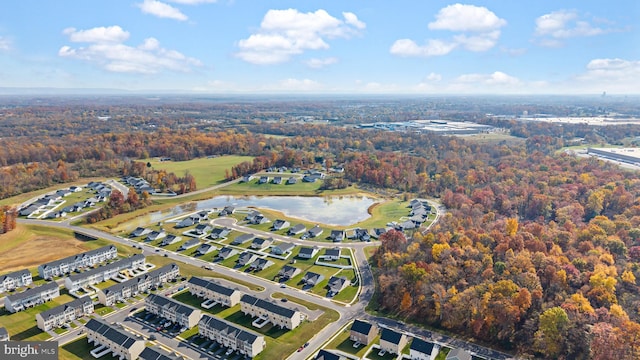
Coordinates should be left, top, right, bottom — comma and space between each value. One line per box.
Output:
134, 195, 377, 227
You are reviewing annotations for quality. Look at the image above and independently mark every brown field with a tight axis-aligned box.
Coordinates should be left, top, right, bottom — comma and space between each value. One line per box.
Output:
0, 224, 94, 273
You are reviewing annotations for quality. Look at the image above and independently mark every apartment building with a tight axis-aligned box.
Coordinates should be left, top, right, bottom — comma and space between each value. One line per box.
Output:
97, 263, 180, 306
4, 282, 60, 313
199, 314, 265, 358
145, 294, 202, 329
0, 269, 32, 293
36, 296, 94, 331
84, 318, 145, 360
64, 254, 146, 291
38, 245, 118, 280
240, 294, 302, 330
187, 277, 242, 307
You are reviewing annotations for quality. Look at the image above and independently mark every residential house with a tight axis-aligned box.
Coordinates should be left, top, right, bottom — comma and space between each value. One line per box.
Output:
445, 348, 472, 360
0, 269, 33, 293
219, 206, 235, 216
84, 318, 145, 360
47, 210, 67, 219
271, 242, 296, 256
288, 224, 306, 236
410, 338, 438, 360
139, 346, 182, 360
193, 224, 212, 236
302, 272, 324, 287
130, 227, 152, 238
237, 252, 259, 267
315, 349, 346, 360
371, 228, 388, 239
69, 186, 82, 192
4, 282, 60, 313
273, 176, 282, 184
195, 243, 215, 256
258, 176, 269, 184
209, 227, 231, 239
199, 314, 265, 358
146, 229, 166, 242
188, 277, 242, 307
97, 264, 180, 306
38, 245, 118, 280
305, 225, 324, 239
56, 189, 72, 197
324, 248, 341, 261
379, 328, 408, 355
161, 234, 181, 246
240, 294, 302, 330
352, 228, 371, 242
179, 239, 200, 251
298, 246, 319, 259
217, 247, 238, 260
330, 230, 345, 242
64, 254, 146, 292
286, 177, 298, 185
249, 258, 274, 272
272, 219, 290, 231
396, 220, 417, 231
250, 237, 273, 250
175, 217, 196, 228
249, 214, 268, 225
327, 276, 349, 296
231, 233, 254, 245
241, 175, 254, 183
0, 327, 8, 341
145, 294, 202, 329
277, 266, 301, 281
19, 204, 41, 217
36, 296, 94, 331
349, 319, 378, 346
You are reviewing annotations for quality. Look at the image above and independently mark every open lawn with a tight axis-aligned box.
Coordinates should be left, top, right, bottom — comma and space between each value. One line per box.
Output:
0, 224, 134, 274
60, 336, 92, 360
0, 293, 76, 341
325, 325, 379, 359
145, 155, 253, 189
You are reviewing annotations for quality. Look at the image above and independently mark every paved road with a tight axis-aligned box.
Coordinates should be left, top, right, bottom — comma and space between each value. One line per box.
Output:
17, 197, 516, 360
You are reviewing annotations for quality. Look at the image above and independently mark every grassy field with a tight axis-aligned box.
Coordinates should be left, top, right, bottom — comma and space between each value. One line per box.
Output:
145, 155, 253, 189
0, 224, 136, 274
0, 293, 77, 341
325, 324, 379, 358
59, 336, 91, 360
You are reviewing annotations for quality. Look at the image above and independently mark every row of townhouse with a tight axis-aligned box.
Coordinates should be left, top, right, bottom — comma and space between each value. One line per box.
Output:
145, 294, 202, 329
38, 245, 118, 280
4, 282, 60, 313
0, 268, 32, 293
199, 314, 265, 358
139, 346, 182, 360
36, 296, 94, 331
97, 263, 180, 306
187, 276, 242, 307
240, 294, 302, 330
64, 254, 146, 292
84, 318, 145, 360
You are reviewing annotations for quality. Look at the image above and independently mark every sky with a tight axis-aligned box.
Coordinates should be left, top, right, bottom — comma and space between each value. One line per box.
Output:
0, 0, 637, 94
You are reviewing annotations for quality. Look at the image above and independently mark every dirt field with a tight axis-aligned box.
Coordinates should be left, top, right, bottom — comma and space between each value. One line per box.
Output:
0, 225, 92, 273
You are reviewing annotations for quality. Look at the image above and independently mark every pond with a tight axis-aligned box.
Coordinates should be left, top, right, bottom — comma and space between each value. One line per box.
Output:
132, 195, 378, 228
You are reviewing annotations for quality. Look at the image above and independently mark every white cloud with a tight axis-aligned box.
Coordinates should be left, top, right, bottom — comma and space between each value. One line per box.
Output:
167, 0, 216, 4
390, 39, 457, 57
59, 26, 201, 74
428, 3, 506, 32
390, 4, 505, 58
304, 57, 338, 69
575, 58, 640, 92
0, 36, 11, 51
425, 72, 442, 82
455, 71, 520, 85
277, 78, 322, 91
236, 8, 366, 65
534, 10, 613, 46
63, 26, 130, 43
137, 0, 188, 21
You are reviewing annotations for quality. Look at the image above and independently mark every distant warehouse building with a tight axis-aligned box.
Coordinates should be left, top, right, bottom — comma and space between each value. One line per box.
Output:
587, 147, 640, 164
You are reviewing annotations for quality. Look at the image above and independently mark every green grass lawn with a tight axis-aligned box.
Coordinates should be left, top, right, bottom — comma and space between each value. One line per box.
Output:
436, 347, 451, 360
145, 155, 253, 189
59, 336, 92, 360
0, 293, 76, 341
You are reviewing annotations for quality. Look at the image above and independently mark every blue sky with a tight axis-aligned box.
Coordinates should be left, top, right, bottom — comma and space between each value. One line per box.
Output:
0, 0, 637, 94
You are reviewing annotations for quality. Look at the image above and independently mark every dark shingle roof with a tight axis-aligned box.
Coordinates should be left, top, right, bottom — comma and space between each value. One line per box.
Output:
187, 277, 238, 296
85, 318, 140, 349
38, 296, 92, 320
139, 346, 182, 360
0, 269, 31, 283
350, 319, 373, 335
146, 294, 199, 316
380, 327, 404, 344
67, 254, 145, 283
6, 281, 58, 303
410, 338, 435, 355
241, 294, 297, 318
199, 314, 260, 344
315, 349, 341, 360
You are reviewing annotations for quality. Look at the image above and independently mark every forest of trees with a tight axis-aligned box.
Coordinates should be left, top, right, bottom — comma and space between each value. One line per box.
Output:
3, 98, 640, 358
